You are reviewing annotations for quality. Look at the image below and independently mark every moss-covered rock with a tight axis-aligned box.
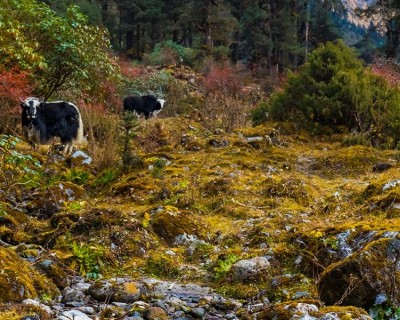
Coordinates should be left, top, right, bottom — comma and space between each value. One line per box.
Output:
252, 301, 372, 319
151, 206, 206, 245
0, 247, 59, 303
319, 238, 400, 309
88, 277, 143, 303
25, 182, 86, 219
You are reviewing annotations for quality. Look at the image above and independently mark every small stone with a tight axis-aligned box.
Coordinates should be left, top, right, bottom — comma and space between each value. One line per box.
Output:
145, 306, 169, 320
189, 307, 206, 318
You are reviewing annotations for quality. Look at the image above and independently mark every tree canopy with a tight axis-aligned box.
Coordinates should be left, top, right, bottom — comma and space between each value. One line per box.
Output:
38, 0, 346, 73
0, 0, 119, 99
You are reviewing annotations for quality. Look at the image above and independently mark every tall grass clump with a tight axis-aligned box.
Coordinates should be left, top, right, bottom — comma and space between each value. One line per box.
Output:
79, 103, 120, 170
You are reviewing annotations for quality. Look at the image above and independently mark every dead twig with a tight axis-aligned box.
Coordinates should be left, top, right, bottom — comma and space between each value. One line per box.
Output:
231, 198, 271, 209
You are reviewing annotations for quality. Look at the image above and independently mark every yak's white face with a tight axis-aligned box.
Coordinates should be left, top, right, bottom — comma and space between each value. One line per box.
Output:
157, 99, 165, 109
21, 97, 41, 119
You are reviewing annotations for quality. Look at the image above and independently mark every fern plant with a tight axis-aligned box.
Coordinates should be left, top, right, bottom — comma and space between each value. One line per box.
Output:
214, 253, 238, 280
69, 241, 103, 279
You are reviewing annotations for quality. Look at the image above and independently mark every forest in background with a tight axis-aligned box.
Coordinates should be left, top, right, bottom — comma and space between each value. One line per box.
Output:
38, 0, 399, 74
3, 0, 400, 151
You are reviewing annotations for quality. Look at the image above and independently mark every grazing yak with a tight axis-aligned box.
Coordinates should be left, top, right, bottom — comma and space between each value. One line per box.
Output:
20, 97, 84, 154
123, 95, 165, 119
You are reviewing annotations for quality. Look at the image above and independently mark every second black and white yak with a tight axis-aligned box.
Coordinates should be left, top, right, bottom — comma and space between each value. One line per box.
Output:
123, 95, 165, 119
20, 97, 84, 154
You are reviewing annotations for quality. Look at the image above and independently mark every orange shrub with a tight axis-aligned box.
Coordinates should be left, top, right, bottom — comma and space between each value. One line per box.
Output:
0, 68, 33, 134
204, 67, 241, 95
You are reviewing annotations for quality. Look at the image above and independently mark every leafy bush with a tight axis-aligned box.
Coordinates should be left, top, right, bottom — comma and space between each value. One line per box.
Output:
253, 41, 400, 147
144, 40, 196, 67
123, 70, 171, 99
93, 169, 119, 187
0, 0, 118, 99
204, 66, 241, 95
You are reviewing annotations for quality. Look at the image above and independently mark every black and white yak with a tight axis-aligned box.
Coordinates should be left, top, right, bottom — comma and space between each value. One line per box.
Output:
123, 95, 165, 119
20, 97, 84, 154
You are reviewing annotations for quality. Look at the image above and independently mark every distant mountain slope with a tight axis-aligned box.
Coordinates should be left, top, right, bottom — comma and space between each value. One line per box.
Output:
341, 0, 380, 30
337, 0, 383, 46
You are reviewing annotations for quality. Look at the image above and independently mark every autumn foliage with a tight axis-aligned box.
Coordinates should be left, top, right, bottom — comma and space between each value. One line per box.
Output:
0, 68, 33, 134
204, 67, 241, 95
0, 68, 32, 103
370, 57, 400, 87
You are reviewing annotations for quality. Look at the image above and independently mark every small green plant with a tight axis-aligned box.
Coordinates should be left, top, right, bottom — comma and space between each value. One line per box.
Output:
323, 236, 339, 250
94, 168, 119, 186
142, 212, 151, 228
62, 168, 90, 185
39, 292, 52, 303
214, 253, 238, 280
63, 200, 86, 211
0, 135, 42, 198
69, 241, 103, 278
150, 157, 168, 179
0, 203, 7, 217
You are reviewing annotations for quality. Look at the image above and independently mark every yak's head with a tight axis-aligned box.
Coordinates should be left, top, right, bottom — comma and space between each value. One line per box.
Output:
157, 98, 166, 110
20, 97, 42, 120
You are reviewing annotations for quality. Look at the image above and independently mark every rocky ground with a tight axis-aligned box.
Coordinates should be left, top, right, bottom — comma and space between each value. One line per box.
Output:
1, 116, 400, 319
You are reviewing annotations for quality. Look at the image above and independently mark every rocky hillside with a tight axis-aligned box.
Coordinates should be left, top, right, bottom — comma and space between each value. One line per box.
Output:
1, 107, 400, 319
338, 0, 383, 45
341, 0, 379, 29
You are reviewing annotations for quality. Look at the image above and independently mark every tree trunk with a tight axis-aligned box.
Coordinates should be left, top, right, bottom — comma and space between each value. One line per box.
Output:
305, 0, 310, 62
126, 30, 133, 50
206, 0, 213, 53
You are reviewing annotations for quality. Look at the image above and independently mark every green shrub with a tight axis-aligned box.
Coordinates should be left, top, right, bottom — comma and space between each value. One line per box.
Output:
119, 111, 141, 172
93, 168, 119, 187
123, 70, 172, 99
251, 101, 270, 126
253, 40, 400, 147
144, 40, 196, 67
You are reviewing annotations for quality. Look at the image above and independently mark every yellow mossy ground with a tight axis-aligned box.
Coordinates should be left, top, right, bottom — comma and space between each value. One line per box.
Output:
3, 117, 400, 313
